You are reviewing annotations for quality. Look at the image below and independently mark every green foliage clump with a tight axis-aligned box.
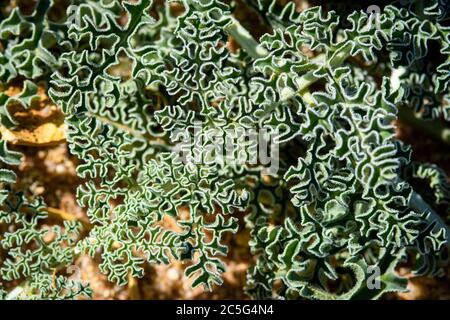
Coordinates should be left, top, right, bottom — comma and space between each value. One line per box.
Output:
0, 191, 91, 299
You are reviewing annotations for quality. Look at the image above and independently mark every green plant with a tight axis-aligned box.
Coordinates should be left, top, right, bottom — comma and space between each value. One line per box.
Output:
0, 0, 449, 300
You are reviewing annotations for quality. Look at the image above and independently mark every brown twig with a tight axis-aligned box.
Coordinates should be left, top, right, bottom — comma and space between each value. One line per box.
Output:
44, 207, 91, 231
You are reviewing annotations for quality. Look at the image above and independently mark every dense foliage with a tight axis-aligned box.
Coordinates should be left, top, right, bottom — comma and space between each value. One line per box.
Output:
0, 0, 449, 300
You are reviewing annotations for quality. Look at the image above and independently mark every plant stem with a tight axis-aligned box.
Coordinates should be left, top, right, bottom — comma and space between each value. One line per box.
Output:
5, 286, 24, 300
224, 17, 268, 59
222, 17, 339, 106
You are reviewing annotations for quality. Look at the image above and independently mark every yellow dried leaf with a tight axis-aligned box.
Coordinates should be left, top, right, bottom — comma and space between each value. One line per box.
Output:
0, 122, 66, 146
